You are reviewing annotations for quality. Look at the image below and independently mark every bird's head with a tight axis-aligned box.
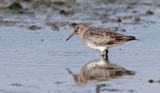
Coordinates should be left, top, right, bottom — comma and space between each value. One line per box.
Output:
66, 24, 88, 41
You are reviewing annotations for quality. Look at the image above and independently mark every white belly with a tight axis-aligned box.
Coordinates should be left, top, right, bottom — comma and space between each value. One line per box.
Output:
86, 41, 108, 52
86, 41, 122, 52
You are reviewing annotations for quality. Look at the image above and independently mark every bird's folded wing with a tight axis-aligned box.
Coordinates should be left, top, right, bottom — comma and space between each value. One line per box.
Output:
86, 28, 128, 45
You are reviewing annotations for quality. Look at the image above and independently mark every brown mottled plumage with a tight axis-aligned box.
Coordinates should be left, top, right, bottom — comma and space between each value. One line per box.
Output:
83, 27, 136, 45
66, 24, 137, 59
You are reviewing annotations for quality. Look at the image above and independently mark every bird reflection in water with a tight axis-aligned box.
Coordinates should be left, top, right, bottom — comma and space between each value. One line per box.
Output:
66, 57, 135, 85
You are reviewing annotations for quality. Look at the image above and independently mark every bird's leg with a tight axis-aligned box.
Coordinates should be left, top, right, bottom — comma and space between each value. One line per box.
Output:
101, 49, 109, 61
104, 49, 111, 65
101, 51, 105, 58
105, 49, 108, 61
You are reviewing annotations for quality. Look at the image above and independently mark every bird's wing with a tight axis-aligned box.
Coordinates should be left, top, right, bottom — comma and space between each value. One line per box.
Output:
85, 28, 130, 45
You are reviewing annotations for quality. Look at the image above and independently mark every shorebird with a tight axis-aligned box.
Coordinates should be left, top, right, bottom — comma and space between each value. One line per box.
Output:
66, 24, 137, 59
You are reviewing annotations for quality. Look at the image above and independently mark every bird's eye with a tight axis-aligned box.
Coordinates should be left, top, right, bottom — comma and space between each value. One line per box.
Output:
76, 27, 79, 29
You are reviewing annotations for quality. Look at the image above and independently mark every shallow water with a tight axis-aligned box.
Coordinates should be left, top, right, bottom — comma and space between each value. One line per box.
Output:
0, 0, 160, 93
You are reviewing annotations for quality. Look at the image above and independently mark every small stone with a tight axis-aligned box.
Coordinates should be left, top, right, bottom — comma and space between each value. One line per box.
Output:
11, 83, 22, 87
53, 1, 65, 5
40, 39, 44, 42
59, 9, 74, 16
28, 25, 42, 30
128, 90, 135, 93
51, 25, 59, 31
117, 18, 122, 23
132, 10, 137, 13
55, 81, 63, 84
126, 6, 132, 9
146, 10, 154, 15
8, 0, 23, 10
121, 29, 126, 32
135, 17, 140, 22
148, 79, 154, 83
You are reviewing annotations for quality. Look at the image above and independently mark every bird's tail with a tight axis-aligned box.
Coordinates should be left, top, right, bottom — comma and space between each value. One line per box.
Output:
127, 36, 138, 41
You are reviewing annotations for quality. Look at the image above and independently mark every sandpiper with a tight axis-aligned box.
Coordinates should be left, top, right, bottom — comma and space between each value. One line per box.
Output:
66, 24, 137, 59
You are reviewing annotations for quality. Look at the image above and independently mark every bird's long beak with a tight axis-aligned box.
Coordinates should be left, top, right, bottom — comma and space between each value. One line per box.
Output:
66, 30, 76, 41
